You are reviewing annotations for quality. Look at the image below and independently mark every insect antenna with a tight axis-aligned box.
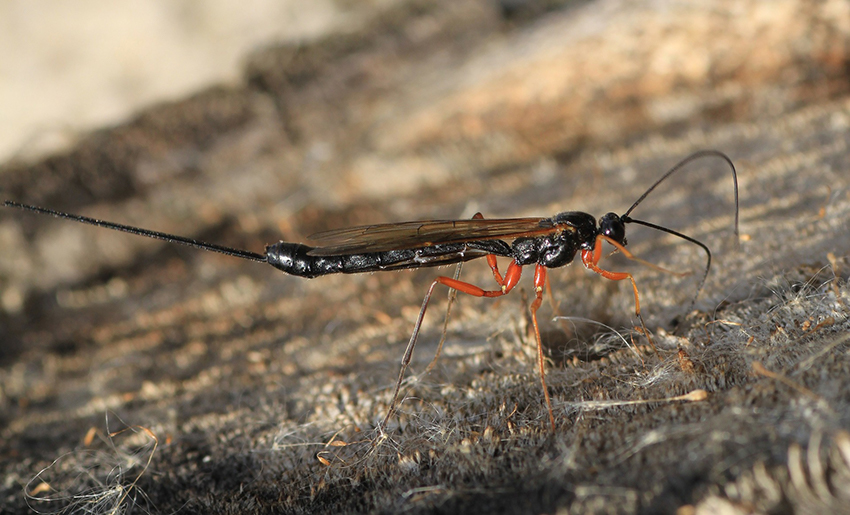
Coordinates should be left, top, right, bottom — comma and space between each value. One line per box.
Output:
620, 216, 713, 300
4, 201, 268, 263
623, 149, 739, 231
619, 150, 740, 302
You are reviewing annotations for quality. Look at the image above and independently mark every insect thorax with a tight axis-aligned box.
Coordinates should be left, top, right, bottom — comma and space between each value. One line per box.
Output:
510, 212, 598, 268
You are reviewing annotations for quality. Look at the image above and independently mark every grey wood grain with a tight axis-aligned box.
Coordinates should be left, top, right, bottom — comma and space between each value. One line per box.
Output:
2, 1, 850, 513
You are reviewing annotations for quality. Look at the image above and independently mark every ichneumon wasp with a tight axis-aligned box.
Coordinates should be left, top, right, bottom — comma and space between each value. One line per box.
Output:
4, 149, 739, 432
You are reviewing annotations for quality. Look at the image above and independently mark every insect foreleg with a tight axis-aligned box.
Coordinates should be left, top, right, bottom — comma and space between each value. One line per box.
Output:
581, 235, 657, 355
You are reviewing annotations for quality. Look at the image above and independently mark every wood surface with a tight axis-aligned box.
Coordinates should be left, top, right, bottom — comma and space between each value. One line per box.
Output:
2, 1, 850, 513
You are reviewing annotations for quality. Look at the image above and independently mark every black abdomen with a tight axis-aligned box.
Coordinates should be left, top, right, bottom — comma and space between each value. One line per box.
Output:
264, 243, 380, 278
265, 240, 512, 279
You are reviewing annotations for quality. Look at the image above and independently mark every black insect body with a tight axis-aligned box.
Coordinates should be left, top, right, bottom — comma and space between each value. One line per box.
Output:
4, 150, 739, 432
266, 211, 604, 278
265, 239, 513, 278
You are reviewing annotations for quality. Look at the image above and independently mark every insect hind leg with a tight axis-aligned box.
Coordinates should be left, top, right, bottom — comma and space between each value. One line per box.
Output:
378, 267, 521, 433
380, 213, 526, 434
425, 212, 486, 375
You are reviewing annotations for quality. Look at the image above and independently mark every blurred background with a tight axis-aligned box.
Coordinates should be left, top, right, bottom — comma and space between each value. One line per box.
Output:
2, 1, 850, 513
0, 0, 345, 163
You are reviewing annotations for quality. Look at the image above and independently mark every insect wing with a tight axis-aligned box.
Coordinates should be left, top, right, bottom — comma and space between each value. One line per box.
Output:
306, 217, 555, 256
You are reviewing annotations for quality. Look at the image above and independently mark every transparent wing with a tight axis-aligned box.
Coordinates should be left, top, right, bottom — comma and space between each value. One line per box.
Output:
307, 217, 556, 256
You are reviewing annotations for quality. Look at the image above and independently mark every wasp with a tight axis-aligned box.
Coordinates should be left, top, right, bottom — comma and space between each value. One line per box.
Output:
5, 150, 739, 431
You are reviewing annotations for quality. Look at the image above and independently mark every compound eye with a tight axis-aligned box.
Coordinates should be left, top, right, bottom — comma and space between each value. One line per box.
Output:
599, 212, 626, 245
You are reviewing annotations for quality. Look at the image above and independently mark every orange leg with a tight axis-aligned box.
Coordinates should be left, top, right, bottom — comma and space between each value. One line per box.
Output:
581, 234, 657, 354
443, 261, 555, 429
426, 212, 487, 374
380, 259, 557, 433
486, 254, 505, 285
529, 264, 556, 430
380, 261, 523, 432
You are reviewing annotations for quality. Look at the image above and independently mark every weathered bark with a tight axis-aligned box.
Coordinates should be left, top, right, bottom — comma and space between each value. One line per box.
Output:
2, 1, 850, 513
